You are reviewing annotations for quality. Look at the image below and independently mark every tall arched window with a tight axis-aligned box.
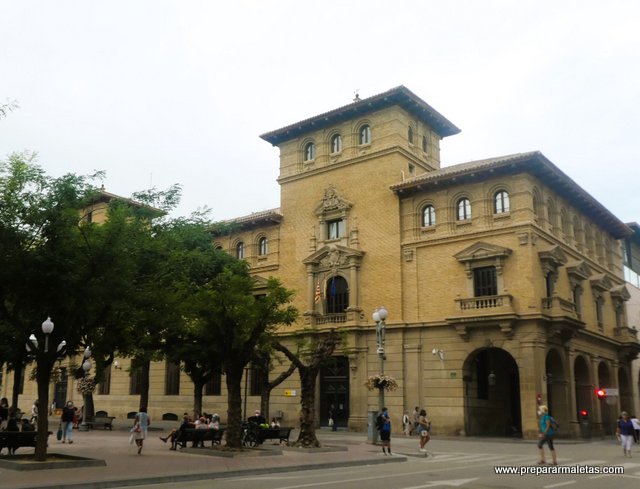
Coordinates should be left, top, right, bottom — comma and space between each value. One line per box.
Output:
326, 276, 349, 314
422, 204, 436, 227
258, 236, 268, 256
408, 126, 414, 144
457, 198, 471, 221
422, 135, 428, 152
359, 125, 371, 145
304, 142, 316, 161
494, 191, 510, 214
330, 134, 342, 154
236, 242, 245, 259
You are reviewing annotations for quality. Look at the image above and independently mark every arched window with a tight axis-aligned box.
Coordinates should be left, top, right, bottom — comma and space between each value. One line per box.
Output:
330, 134, 342, 154
325, 276, 349, 314
408, 126, 414, 144
533, 190, 543, 221
304, 142, 316, 161
422, 204, 436, 227
236, 242, 245, 259
422, 135, 428, 152
258, 237, 268, 256
359, 125, 371, 145
494, 190, 510, 214
457, 198, 471, 221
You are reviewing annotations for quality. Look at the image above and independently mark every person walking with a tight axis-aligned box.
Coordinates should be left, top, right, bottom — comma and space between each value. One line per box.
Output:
630, 414, 640, 445
0, 397, 8, 430
616, 411, 634, 457
379, 407, 392, 455
61, 401, 75, 444
329, 404, 337, 431
418, 409, 431, 453
133, 406, 150, 455
412, 406, 420, 436
537, 405, 557, 465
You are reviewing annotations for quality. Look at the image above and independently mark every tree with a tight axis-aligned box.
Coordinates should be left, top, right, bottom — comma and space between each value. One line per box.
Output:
274, 329, 342, 447
0, 153, 166, 460
190, 272, 298, 448
251, 349, 296, 420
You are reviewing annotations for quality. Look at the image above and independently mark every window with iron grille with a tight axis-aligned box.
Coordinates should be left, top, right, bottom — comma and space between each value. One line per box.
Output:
205, 369, 222, 396
165, 361, 181, 396
326, 276, 349, 314
473, 266, 497, 297
98, 366, 111, 395
129, 368, 143, 395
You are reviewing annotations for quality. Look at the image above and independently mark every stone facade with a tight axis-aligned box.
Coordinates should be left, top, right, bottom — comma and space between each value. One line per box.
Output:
3, 87, 638, 438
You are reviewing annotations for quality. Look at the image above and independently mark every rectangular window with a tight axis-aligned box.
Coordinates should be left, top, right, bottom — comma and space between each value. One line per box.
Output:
205, 369, 222, 396
98, 365, 111, 395
129, 368, 143, 395
165, 361, 181, 396
250, 365, 266, 396
573, 287, 582, 319
473, 267, 497, 297
327, 219, 345, 240
595, 298, 604, 331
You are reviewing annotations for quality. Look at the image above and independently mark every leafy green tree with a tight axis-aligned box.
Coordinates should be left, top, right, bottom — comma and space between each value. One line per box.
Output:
0, 152, 165, 460
274, 329, 342, 447
190, 271, 298, 448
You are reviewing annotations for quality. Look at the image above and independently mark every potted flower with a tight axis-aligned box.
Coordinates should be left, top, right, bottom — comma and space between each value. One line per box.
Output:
364, 374, 398, 392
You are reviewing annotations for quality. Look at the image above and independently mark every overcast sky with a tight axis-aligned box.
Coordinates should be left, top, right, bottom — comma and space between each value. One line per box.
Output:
1, 0, 638, 223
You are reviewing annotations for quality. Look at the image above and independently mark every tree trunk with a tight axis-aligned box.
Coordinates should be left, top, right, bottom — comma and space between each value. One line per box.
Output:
138, 359, 150, 410
225, 366, 244, 448
11, 365, 23, 409
296, 365, 320, 447
193, 380, 204, 417
34, 358, 54, 461
260, 362, 296, 421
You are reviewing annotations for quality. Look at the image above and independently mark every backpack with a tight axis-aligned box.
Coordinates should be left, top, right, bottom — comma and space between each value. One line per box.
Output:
549, 416, 559, 432
375, 413, 385, 431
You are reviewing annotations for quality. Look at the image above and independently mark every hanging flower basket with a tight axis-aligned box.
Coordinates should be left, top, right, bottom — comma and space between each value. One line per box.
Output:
76, 377, 96, 395
364, 374, 398, 392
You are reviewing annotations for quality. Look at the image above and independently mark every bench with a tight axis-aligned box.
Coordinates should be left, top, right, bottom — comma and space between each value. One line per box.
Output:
85, 411, 116, 430
173, 428, 225, 449
243, 427, 293, 447
0, 431, 48, 455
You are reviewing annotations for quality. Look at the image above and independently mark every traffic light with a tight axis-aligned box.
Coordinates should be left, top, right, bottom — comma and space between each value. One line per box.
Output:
595, 388, 606, 400
579, 409, 589, 418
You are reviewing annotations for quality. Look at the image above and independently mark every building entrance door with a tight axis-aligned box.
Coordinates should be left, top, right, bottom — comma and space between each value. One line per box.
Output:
53, 368, 68, 409
320, 356, 349, 428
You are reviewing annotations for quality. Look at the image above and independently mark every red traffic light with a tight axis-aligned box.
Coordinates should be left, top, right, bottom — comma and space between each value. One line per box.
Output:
580, 409, 588, 417
595, 388, 606, 399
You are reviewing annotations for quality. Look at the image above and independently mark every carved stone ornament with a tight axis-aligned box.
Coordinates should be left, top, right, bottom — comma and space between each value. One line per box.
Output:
315, 185, 353, 216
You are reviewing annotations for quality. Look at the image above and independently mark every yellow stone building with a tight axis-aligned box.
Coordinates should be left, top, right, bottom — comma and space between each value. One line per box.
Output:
4, 87, 638, 438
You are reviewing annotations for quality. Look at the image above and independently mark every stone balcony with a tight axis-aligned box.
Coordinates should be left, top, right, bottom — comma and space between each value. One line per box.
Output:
454, 294, 514, 315
541, 296, 577, 318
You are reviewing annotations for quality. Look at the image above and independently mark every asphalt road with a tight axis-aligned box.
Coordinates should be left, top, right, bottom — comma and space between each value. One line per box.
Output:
118, 436, 640, 489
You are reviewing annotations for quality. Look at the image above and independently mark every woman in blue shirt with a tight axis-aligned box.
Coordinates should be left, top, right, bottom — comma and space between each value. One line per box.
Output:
537, 405, 557, 465
617, 411, 634, 457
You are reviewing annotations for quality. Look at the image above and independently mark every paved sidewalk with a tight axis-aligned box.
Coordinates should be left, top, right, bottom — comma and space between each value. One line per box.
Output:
1, 421, 405, 489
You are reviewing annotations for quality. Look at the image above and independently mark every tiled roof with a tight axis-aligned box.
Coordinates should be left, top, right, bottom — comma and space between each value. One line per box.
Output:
222, 208, 282, 226
260, 86, 461, 145
391, 151, 631, 239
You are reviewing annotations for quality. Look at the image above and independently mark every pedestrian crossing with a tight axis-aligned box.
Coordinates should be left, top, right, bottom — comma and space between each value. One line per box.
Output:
400, 448, 640, 475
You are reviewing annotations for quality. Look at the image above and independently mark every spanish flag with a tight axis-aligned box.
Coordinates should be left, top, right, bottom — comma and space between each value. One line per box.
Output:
314, 281, 321, 303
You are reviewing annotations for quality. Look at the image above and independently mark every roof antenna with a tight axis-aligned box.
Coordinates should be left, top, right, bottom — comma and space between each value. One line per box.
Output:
353, 90, 361, 102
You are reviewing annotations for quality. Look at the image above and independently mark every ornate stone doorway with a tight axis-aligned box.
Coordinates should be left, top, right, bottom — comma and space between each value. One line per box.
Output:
320, 356, 349, 428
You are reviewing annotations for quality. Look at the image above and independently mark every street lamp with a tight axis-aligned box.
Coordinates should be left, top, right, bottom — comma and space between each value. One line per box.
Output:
41, 317, 54, 353
372, 306, 388, 412
79, 346, 92, 431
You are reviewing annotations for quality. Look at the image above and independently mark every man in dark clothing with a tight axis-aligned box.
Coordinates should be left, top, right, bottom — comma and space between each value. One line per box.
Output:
248, 410, 266, 425
379, 407, 392, 455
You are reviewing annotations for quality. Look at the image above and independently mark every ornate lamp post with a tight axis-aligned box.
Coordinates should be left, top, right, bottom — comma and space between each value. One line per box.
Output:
78, 346, 93, 431
41, 317, 54, 353
372, 306, 388, 411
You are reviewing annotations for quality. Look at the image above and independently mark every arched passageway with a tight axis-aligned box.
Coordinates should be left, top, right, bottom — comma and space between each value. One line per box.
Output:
463, 347, 521, 437
545, 349, 569, 426
574, 356, 592, 421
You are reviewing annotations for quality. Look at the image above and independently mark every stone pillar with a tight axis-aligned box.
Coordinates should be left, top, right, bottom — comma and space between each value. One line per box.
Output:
565, 347, 579, 437
519, 336, 547, 439
402, 343, 422, 412
590, 355, 602, 435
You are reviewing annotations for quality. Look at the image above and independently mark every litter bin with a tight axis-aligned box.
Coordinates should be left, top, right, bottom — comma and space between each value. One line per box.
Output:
367, 410, 379, 444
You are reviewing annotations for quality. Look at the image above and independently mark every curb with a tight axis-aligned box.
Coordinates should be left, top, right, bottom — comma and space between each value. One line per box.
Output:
16, 455, 407, 489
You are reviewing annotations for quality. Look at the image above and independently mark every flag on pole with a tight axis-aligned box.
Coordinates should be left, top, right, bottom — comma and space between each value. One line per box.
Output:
314, 281, 321, 303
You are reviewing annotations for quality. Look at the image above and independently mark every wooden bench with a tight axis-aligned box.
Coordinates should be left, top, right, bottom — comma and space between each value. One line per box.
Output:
243, 427, 293, 447
0, 431, 48, 455
173, 428, 224, 449
85, 411, 116, 430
